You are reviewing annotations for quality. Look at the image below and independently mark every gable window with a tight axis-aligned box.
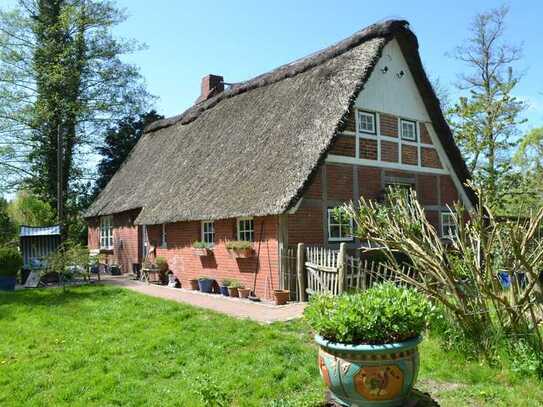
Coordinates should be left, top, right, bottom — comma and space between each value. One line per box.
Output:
441, 211, 457, 238
401, 119, 417, 141
100, 215, 113, 249
202, 221, 215, 246
327, 208, 353, 242
357, 111, 376, 134
159, 224, 167, 248
237, 217, 254, 241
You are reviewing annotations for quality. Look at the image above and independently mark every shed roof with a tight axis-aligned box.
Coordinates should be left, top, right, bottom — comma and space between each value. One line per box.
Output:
85, 19, 473, 224
20, 225, 61, 237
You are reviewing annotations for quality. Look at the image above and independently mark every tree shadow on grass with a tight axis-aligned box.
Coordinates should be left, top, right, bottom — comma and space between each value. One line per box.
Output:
0, 285, 123, 319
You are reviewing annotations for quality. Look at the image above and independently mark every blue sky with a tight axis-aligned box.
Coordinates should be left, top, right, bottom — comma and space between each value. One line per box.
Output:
112, 0, 543, 129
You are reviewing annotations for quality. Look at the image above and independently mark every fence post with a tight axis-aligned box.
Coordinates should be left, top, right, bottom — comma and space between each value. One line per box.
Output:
297, 243, 307, 301
337, 243, 347, 294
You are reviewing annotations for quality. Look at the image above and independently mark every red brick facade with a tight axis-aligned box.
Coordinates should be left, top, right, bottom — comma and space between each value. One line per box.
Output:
380, 113, 398, 137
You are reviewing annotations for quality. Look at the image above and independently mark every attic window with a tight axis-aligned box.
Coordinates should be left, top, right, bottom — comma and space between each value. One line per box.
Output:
237, 217, 254, 242
357, 111, 376, 134
401, 119, 417, 141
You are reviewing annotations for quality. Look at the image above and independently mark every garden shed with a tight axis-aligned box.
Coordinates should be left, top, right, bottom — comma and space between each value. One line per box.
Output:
20, 225, 61, 270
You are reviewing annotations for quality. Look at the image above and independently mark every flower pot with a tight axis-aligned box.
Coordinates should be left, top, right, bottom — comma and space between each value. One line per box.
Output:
228, 248, 254, 259
238, 287, 251, 298
315, 335, 422, 407
273, 289, 290, 305
189, 279, 200, 290
227, 287, 239, 297
192, 248, 211, 257
219, 285, 230, 296
198, 278, 214, 293
0, 276, 16, 291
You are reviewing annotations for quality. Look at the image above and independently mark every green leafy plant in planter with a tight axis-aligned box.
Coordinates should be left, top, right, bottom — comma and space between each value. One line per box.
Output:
155, 256, 169, 284
305, 282, 435, 406
192, 241, 212, 256
0, 246, 23, 291
225, 240, 253, 258
227, 279, 242, 297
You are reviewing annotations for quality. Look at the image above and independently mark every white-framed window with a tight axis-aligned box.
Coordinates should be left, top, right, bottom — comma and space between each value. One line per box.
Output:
357, 111, 376, 134
201, 221, 215, 246
401, 119, 417, 141
441, 211, 457, 238
159, 224, 167, 248
237, 217, 254, 241
100, 215, 113, 249
327, 208, 353, 242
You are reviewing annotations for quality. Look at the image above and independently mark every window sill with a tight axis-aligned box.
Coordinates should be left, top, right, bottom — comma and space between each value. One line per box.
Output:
99, 248, 113, 254
328, 238, 353, 243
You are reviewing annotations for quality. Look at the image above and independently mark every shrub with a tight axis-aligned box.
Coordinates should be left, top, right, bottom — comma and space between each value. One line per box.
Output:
155, 256, 168, 272
0, 246, 23, 277
228, 279, 242, 289
225, 240, 252, 251
304, 282, 435, 345
192, 241, 211, 249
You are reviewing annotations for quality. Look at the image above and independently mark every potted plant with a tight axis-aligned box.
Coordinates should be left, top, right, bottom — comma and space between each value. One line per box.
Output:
189, 278, 200, 290
273, 289, 290, 305
227, 279, 241, 297
0, 247, 23, 291
225, 240, 254, 258
197, 276, 214, 293
219, 279, 231, 296
238, 285, 251, 298
155, 256, 169, 284
304, 283, 434, 407
192, 241, 212, 257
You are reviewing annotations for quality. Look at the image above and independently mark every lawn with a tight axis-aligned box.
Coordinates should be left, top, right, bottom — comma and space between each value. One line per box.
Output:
0, 285, 542, 406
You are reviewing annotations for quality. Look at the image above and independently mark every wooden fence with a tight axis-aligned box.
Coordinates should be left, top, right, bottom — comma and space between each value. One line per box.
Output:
280, 243, 413, 301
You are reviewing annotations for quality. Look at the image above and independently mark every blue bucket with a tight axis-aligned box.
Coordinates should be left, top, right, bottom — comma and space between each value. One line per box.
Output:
198, 278, 214, 293
219, 285, 230, 296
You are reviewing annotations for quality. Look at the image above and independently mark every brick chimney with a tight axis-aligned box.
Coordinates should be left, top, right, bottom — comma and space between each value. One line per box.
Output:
195, 74, 224, 104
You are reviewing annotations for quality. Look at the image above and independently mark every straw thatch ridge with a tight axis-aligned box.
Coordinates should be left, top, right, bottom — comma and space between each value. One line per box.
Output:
85, 19, 473, 224
146, 19, 407, 133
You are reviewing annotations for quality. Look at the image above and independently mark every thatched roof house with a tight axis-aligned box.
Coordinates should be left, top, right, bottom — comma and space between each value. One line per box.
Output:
86, 19, 472, 225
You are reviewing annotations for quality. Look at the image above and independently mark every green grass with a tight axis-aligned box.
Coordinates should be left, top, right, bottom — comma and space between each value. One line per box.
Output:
0, 285, 542, 406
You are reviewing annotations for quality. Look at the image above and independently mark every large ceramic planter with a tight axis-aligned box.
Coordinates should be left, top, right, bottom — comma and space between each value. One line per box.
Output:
228, 287, 239, 297
189, 279, 200, 290
0, 276, 16, 291
238, 287, 251, 298
316, 335, 422, 407
198, 278, 214, 293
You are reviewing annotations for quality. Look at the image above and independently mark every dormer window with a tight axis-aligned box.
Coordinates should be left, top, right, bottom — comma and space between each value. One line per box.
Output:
357, 111, 376, 134
401, 119, 417, 141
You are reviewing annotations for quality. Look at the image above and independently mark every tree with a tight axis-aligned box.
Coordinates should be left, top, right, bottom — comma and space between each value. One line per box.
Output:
0, 197, 17, 245
93, 110, 163, 198
0, 0, 153, 226
7, 190, 55, 227
448, 5, 525, 210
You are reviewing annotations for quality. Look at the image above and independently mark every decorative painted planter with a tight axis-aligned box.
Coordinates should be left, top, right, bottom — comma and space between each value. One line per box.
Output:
228, 248, 254, 259
198, 278, 214, 293
316, 335, 422, 407
228, 287, 239, 297
192, 248, 212, 257
273, 289, 290, 305
189, 279, 200, 290
0, 276, 16, 291
238, 287, 251, 298
219, 285, 230, 296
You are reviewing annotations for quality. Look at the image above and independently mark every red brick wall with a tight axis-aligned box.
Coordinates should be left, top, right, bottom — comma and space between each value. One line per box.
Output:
326, 164, 353, 200
304, 171, 322, 199
147, 216, 280, 300
288, 208, 324, 245
421, 147, 442, 168
440, 176, 459, 204
359, 166, 381, 200
381, 141, 399, 162
360, 138, 377, 160
380, 113, 398, 137
420, 123, 433, 144
87, 209, 141, 274
401, 144, 418, 165
341, 108, 356, 133
418, 174, 438, 205
329, 135, 356, 157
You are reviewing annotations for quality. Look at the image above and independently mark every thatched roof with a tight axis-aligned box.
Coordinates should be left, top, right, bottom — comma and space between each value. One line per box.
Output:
86, 19, 473, 224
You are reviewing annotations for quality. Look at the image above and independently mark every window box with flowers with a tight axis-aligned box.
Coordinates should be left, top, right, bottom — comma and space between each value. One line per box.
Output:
192, 241, 213, 257
226, 240, 254, 259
